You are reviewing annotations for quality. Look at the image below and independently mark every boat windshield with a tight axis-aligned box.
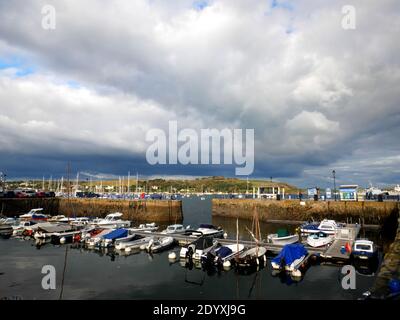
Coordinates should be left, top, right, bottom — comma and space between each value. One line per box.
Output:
355, 244, 372, 251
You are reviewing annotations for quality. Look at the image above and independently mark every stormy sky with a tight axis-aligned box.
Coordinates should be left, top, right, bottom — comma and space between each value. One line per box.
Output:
0, 0, 399, 188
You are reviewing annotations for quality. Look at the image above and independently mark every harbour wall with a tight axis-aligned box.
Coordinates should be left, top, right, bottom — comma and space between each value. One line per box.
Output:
0, 198, 183, 223
212, 199, 399, 229
370, 216, 400, 299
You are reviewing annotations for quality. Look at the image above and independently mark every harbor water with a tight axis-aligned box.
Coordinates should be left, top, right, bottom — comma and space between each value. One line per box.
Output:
0, 196, 388, 300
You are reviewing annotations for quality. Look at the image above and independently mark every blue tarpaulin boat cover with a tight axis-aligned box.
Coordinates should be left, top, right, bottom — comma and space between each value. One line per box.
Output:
302, 223, 318, 231
217, 246, 233, 258
272, 244, 308, 265
102, 229, 128, 239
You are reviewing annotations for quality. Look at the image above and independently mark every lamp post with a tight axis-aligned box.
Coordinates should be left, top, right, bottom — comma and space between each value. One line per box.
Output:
332, 170, 336, 201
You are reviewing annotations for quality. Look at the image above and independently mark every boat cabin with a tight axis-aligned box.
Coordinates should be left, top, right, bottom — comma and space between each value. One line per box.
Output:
354, 240, 374, 253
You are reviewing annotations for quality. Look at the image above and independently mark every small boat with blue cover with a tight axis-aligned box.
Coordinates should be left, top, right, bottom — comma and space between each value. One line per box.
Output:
271, 243, 308, 272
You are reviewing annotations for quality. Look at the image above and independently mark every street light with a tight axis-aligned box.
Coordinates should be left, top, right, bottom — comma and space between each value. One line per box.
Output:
332, 170, 336, 201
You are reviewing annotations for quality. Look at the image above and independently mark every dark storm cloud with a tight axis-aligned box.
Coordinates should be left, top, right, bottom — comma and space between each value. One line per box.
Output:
0, 0, 399, 185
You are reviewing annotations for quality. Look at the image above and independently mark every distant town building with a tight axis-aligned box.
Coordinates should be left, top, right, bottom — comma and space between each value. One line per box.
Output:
339, 185, 359, 201
257, 186, 285, 200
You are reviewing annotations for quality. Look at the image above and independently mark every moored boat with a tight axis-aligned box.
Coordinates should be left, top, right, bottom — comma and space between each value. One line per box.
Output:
161, 224, 190, 235
267, 229, 299, 245
180, 236, 217, 260
201, 243, 245, 267
90, 213, 131, 228
306, 232, 333, 247
146, 236, 175, 253
271, 243, 308, 272
115, 235, 153, 251
19, 208, 48, 221
100, 228, 130, 247
351, 239, 378, 260
130, 222, 158, 232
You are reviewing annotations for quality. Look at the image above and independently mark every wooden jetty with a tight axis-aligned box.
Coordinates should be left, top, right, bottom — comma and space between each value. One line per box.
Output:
134, 224, 361, 261
133, 230, 338, 257
320, 224, 361, 260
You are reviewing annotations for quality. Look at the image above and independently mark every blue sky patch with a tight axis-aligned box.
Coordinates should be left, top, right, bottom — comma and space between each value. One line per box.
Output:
0, 56, 35, 77
193, 0, 209, 11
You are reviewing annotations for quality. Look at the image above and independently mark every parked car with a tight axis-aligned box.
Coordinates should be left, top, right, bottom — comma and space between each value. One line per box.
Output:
36, 191, 46, 198
24, 190, 37, 198
15, 191, 28, 198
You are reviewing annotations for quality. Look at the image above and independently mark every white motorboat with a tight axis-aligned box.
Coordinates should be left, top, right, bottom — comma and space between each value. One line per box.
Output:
19, 208, 48, 221
190, 224, 224, 238
146, 236, 175, 253
180, 236, 218, 260
351, 239, 378, 260
306, 232, 333, 247
161, 224, 190, 234
0, 217, 16, 225
115, 235, 153, 251
70, 217, 90, 226
234, 246, 267, 268
300, 219, 345, 235
267, 229, 299, 245
129, 222, 158, 232
90, 213, 131, 228
12, 220, 38, 236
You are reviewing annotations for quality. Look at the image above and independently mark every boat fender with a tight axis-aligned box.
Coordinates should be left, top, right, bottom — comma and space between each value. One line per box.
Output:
126, 247, 131, 252
223, 232, 228, 239
223, 260, 231, 269
60, 237, 66, 244
256, 258, 259, 265
292, 269, 302, 277
140, 244, 146, 250
168, 252, 177, 260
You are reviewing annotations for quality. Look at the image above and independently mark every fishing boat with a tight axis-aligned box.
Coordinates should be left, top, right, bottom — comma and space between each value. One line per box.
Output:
146, 236, 175, 253
351, 239, 378, 260
90, 212, 131, 228
19, 208, 48, 221
179, 236, 217, 260
267, 229, 299, 245
306, 231, 333, 247
271, 243, 308, 272
115, 235, 153, 251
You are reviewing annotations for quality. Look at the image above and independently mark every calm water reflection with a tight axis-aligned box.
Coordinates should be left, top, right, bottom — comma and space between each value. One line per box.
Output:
0, 196, 385, 300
